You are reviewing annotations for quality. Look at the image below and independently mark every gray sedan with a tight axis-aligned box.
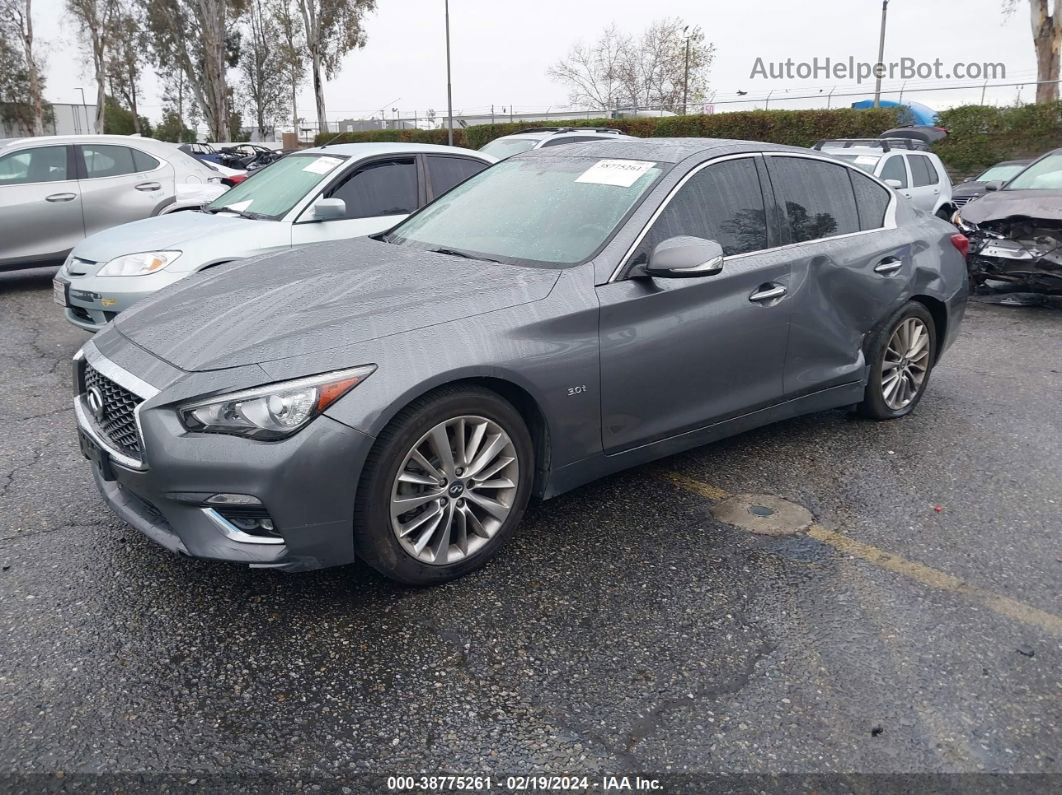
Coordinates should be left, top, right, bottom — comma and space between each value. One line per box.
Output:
72, 138, 969, 585
0, 134, 226, 271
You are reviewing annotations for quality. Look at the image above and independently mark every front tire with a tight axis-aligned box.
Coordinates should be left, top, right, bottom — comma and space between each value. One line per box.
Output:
354, 386, 534, 585
857, 302, 937, 420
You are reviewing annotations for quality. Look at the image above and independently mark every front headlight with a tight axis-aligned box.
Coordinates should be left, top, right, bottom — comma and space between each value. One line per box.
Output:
178, 365, 377, 440
952, 212, 978, 233
97, 251, 182, 277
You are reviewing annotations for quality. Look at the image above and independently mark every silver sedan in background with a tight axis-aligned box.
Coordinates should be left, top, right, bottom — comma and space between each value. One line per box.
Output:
0, 134, 226, 271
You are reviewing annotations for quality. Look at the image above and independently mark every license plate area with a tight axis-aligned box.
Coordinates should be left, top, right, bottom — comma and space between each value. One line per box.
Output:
53, 277, 69, 307
79, 428, 116, 481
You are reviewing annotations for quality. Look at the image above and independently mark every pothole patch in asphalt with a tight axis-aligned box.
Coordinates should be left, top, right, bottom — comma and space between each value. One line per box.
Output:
710, 493, 813, 536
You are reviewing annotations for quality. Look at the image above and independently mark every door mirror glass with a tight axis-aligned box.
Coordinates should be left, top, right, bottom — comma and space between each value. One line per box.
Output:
884, 178, 903, 189
644, 236, 724, 278
984, 180, 1003, 192
313, 197, 346, 220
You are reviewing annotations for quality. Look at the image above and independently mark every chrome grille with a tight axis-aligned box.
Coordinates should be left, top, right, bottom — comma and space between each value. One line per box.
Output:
84, 364, 143, 458
953, 195, 974, 207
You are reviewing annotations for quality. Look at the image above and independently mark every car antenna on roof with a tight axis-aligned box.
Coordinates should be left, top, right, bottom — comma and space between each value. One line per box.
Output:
318, 131, 346, 148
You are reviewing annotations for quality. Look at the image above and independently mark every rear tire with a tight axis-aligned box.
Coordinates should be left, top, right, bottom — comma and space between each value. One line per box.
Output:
354, 386, 534, 585
857, 302, 937, 420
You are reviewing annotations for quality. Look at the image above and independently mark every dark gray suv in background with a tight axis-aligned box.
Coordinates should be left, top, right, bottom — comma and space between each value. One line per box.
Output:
73, 139, 969, 585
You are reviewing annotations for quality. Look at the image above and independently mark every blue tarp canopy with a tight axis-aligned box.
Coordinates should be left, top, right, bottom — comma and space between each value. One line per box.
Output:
850, 100, 938, 126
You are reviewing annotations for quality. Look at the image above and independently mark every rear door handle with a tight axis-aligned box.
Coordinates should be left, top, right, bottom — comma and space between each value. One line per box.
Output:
874, 257, 903, 275
135, 181, 161, 191
46, 192, 77, 202
749, 284, 787, 303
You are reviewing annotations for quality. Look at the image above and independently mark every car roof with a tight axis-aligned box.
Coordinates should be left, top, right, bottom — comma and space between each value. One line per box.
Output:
304, 141, 493, 160
516, 137, 816, 165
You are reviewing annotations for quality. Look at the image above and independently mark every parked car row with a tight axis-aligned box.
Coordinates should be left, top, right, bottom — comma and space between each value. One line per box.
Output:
61, 135, 970, 585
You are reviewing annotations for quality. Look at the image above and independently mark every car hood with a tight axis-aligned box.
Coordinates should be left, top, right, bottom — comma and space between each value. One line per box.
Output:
73, 211, 260, 263
112, 237, 561, 371
960, 189, 1062, 224
952, 181, 987, 198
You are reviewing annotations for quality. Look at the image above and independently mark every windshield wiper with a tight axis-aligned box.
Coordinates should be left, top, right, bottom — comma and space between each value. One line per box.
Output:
429, 246, 502, 264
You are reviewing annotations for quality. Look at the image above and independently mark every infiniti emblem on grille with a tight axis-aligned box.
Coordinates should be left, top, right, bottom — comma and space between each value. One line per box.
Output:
86, 385, 106, 422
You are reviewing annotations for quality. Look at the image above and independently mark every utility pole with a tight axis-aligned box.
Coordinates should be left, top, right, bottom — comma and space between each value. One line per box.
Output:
682, 26, 690, 115
873, 0, 889, 108
445, 0, 454, 146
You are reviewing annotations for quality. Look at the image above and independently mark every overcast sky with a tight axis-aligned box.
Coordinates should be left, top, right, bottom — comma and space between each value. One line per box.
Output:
38, 0, 1036, 123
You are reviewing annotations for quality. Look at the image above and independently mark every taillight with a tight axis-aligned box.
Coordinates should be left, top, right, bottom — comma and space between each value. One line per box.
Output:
222, 175, 247, 187
950, 233, 969, 258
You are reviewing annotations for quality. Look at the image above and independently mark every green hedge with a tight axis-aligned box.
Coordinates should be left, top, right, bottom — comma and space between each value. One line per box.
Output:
315, 107, 903, 151
933, 103, 1062, 175
315, 104, 1062, 177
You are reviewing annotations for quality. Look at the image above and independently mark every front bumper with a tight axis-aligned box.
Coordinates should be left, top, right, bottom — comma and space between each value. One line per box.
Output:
74, 347, 375, 571
58, 267, 190, 331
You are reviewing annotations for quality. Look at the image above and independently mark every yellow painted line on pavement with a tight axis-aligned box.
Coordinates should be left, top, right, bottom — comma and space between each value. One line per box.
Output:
661, 471, 1062, 637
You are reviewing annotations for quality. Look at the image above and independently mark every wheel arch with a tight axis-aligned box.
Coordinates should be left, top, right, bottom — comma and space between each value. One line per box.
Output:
909, 294, 947, 362
366, 373, 553, 499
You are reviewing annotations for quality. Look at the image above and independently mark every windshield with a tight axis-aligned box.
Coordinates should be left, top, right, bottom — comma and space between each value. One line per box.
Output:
829, 153, 881, 174
479, 137, 539, 159
387, 156, 664, 266
205, 152, 347, 219
1005, 153, 1062, 190
976, 163, 1026, 183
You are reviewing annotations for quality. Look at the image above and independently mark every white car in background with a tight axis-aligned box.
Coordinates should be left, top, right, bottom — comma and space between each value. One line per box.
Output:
815, 138, 955, 219
55, 142, 495, 331
478, 127, 635, 159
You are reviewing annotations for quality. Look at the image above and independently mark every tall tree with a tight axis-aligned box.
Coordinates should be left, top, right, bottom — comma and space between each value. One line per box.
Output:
0, 0, 45, 135
160, 66, 199, 137
274, 0, 306, 131
66, 0, 117, 133
1006, 1, 1062, 103
296, 0, 375, 134
240, 0, 287, 137
146, 0, 244, 141
107, 2, 147, 134
549, 18, 715, 115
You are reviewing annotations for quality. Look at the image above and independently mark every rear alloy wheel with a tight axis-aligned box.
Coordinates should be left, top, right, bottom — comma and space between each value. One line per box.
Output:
858, 302, 937, 419
355, 387, 533, 585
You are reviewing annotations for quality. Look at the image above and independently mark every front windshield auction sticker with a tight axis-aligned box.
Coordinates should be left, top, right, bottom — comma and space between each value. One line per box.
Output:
303, 156, 344, 175
225, 199, 253, 211
576, 159, 655, 188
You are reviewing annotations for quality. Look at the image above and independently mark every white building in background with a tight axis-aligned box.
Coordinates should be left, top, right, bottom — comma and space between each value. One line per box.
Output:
0, 102, 97, 138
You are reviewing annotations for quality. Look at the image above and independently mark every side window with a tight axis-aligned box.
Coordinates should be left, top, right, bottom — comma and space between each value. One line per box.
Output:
80, 145, 137, 178
880, 155, 908, 188
849, 170, 891, 231
635, 157, 767, 261
0, 146, 69, 185
427, 156, 488, 197
769, 157, 860, 243
132, 149, 161, 172
326, 158, 418, 219
909, 154, 936, 187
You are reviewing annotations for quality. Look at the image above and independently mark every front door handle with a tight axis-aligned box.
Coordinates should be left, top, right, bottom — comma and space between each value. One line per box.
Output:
874, 257, 903, 275
749, 284, 787, 303
46, 192, 77, 202
135, 181, 161, 191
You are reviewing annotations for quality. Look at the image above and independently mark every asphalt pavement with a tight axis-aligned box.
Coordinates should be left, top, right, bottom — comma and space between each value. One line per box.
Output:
0, 266, 1059, 791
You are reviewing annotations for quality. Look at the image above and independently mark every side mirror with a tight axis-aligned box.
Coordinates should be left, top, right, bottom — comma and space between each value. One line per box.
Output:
884, 179, 904, 189
312, 197, 346, 220
644, 236, 724, 278
984, 180, 1003, 192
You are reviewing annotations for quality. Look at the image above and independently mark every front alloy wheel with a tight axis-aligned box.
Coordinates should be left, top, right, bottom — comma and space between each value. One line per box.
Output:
390, 416, 519, 565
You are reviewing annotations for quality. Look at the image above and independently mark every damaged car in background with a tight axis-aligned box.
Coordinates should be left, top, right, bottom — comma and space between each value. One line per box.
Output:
954, 148, 1062, 294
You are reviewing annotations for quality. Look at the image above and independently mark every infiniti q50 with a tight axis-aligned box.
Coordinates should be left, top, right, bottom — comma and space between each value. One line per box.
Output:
72, 138, 969, 585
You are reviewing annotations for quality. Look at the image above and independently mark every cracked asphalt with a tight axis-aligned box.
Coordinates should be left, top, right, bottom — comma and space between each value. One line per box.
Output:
0, 266, 1059, 788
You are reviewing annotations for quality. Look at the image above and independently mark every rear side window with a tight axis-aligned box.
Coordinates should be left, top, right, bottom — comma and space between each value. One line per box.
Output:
637, 157, 767, 259
132, 149, 161, 172
0, 146, 68, 184
426, 156, 488, 197
769, 157, 860, 243
880, 156, 908, 188
80, 145, 137, 178
908, 154, 937, 187
327, 158, 418, 219
849, 170, 891, 230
